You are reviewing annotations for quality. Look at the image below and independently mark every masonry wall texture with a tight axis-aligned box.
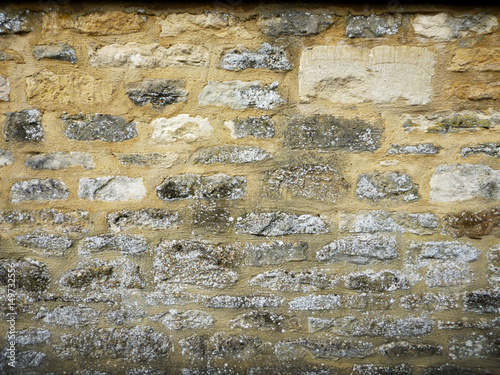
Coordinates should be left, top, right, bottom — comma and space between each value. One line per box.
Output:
0, 1, 499, 374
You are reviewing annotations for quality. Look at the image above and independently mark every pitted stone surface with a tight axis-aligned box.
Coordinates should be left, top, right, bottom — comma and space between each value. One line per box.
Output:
107, 209, 180, 232
224, 116, 275, 139
16, 233, 73, 256
387, 143, 441, 155
276, 337, 372, 359
461, 143, 500, 158
16, 328, 51, 346
193, 145, 272, 164
258, 11, 333, 36
0, 75, 10, 101
4, 109, 43, 142
229, 311, 300, 332
33, 43, 77, 63
79, 235, 148, 255
219, 43, 292, 71
244, 241, 307, 265
346, 14, 401, 38
249, 269, 338, 292
448, 333, 499, 359
377, 341, 443, 358
11, 179, 69, 203
345, 270, 411, 292
0, 148, 14, 167
205, 295, 282, 309
63, 114, 137, 143
356, 171, 419, 203
125, 79, 188, 107
150, 309, 214, 330
351, 364, 412, 375
35, 306, 100, 327
289, 294, 342, 311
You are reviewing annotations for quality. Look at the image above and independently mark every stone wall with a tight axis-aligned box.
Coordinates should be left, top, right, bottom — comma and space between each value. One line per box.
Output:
0, 2, 499, 374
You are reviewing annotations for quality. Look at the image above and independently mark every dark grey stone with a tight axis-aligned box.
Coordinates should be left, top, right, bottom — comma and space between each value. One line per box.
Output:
226, 116, 275, 139
464, 290, 500, 313
0, 258, 50, 294
219, 43, 292, 71
229, 311, 300, 331
259, 10, 333, 36
33, 43, 77, 63
16, 328, 51, 346
346, 14, 401, 38
4, 109, 43, 142
377, 341, 443, 358
276, 338, 372, 359
63, 113, 137, 142
356, 171, 419, 202
179, 333, 261, 361
345, 270, 410, 292
461, 143, 500, 158
0, 12, 30, 34
125, 79, 188, 107
351, 364, 411, 375
423, 364, 491, 375
107, 209, 180, 231
10, 179, 69, 203
285, 115, 383, 152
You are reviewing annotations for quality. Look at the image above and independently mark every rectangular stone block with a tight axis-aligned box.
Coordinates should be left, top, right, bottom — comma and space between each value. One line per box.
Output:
449, 48, 500, 72
79, 177, 146, 201
299, 45, 435, 105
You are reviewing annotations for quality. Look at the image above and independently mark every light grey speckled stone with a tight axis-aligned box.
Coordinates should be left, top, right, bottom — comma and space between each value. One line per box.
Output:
236, 211, 328, 236
11, 179, 69, 203
79, 176, 146, 201
219, 43, 292, 71
25, 152, 95, 170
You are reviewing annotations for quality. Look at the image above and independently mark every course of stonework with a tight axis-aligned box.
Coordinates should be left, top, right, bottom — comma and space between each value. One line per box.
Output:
0, 2, 499, 374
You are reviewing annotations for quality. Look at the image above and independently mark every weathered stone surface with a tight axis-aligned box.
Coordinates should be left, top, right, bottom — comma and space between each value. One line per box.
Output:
150, 309, 214, 330
356, 171, 419, 203
276, 338, 372, 359
199, 80, 284, 110
25, 152, 95, 170
60, 259, 144, 294
125, 79, 188, 107
430, 164, 500, 202
157, 173, 246, 201
16, 233, 73, 256
462, 143, 500, 158
346, 270, 410, 292
224, 116, 275, 139
423, 364, 492, 375
400, 293, 460, 311
387, 143, 441, 155
152, 114, 213, 143
317, 234, 398, 264
26, 69, 113, 106
219, 43, 292, 71
263, 163, 350, 202
413, 13, 498, 41
89, 43, 209, 68
235, 212, 328, 236
345, 293, 396, 310
449, 333, 500, 359
11, 179, 69, 203
79, 177, 146, 201
154, 240, 238, 289
33, 43, 77, 63
409, 241, 479, 264
258, 11, 333, 36
35, 306, 100, 327
191, 201, 232, 233
229, 311, 300, 332
310, 316, 434, 338
0, 350, 45, 370
38, 209, 89, 234
43, 11, 146, 35
205, 295, 282, 309
0, 49, 23, 62
107, 209, 179, 232
180, 333, 262, 361
438, 318, 500, 330
351, 364, 412, 375
55, 327, 171, 361
447, 82, 500, 101
194, 146, 271, 164
339, 210, 438, 235
449, 48, 500, 72
4, 109, 43, 142
300, 46, 435, 105
79, 235, 148, 256
16, 328, 51, 346
249, 269, 337, 292
285, 115, 383, 152
0, 210, 34, 226
244, 241, 307, 266
488, 245, 500, 286
63, 113, 137, 143
115, 152, 178, 168
289, 294, 342, 311
0, 75, 10, 101
0, 148, 14, 167
464, 290, 500, 314
444, 207, 500, 238
248, 365, 337, 375
346, 14, 401, 38
0, 12, 30, 34
402, 111, 500, 133
105, 308, 145, 325
377, 341, 443, 358
0, 258, 50, 294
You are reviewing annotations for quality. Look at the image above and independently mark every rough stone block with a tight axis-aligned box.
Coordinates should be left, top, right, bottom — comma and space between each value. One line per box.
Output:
345, 270, 410, 292
224, 116, 275, 139
16, 328, 51, 346
377, 341, 443, 358
299, 45, 435, 105
79, 235, 148, 255
387, 143, 441, 155
430, 164, 500, 202
449, 48, 500, 72
447, 82, 500, 101
125, 79, 188, 107
219, 43, 292, 71
107, 209, 180, 232
193, 146, 271, 164
152, 114, 212, 143
180, 333, 261, 361
350, 364, 412, 375
204, 295, 282, 309
443, 207, 500, 238
412, 13, 498, 41
400, 293, 460, 311
154, 240, 238, 289
0, 258, 50, 294
464, 290, 500, 314
16, 233, 73, 256
115, 152, 178, 168
35, 306, 100, 327
105, 308, 145, 325
229, 311, 300, 332
488, 245, 500, 286
0, 49, 23, 62
150, 309, 214, 330
263, 163, 350, 202
0, 75, 10, 101
345, 293, 396, 310
425, 262, 474, 287
156, 173, 246, 201
235, 211, 328, 236
276, 338, 372, 359
356, 171, 419, 203
346, 14, 401, 38
25, 152, 95, 170
448, 333, 499, 359
285, 115, 383, 152
317, 234, 398, 264
244, 241, 307, 266
409, 241, 479, 265
199, 80, 284, 110
402, 111, 499, 133
0, 148, 14, 167
191, 201, 232, 233
11, 179, 69, 203
4, 109, 43, 142
79, 177, 146, 201
0, 12, 30, 34
89, 43, 209, 68
423, 364, 492, 375
438, 318, 500, 330
462, 143, 500, 158
63, 113, 137, 143
249, 269, 337, 292
258, 11, 333, 36
289, 294, 342, 310
33, 43, 77, 63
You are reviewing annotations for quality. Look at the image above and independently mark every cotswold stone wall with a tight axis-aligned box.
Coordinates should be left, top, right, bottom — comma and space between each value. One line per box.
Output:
0, 2, 499, 374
